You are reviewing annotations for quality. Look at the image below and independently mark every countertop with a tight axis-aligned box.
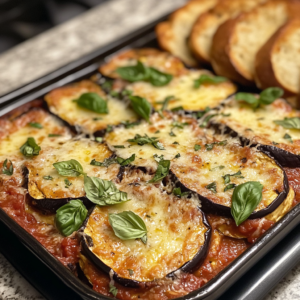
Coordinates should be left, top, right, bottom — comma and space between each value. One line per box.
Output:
0, 0, 299, 299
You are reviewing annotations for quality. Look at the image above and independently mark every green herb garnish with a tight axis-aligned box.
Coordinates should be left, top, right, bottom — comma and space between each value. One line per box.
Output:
194, 74, 227, 88
28, 122, 43, 129
2, 159, 13, 176
53, 159, 85, 177
73, 92, 108, 114
148, 159, 170, 183
205, 182, 217, 193
20, 137, 41, 157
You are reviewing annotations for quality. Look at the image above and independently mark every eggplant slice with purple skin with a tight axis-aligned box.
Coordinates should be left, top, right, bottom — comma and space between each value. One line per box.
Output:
105, 113, 289, 220
80, 182, 211, 288
25, 139, 120, 212
44, 80, 138, 137
210, 96, 300, 167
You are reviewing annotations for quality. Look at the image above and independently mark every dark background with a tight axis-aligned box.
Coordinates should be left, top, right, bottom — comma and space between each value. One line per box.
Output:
0, 0, 109, 54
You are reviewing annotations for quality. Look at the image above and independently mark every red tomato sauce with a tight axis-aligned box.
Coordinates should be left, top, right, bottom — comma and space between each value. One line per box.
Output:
0, 185, 80, 269
284, 168, 300, 206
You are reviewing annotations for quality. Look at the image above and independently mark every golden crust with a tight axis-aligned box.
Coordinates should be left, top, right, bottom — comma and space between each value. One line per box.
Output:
255, 18, 300, 96
211, 0, 300, 85
156, 0, 218, 66
99, 48, 186, 78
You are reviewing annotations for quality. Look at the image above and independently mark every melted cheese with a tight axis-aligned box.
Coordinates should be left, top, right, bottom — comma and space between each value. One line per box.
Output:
215, 98, 300, 154
106, 113, 285, 211
45, 80, 137, 135
105, 113, 203, 170
0, 109, 71, 187
26, 139, 119, 199
127, 70, 236, 111
84, 183, 207, 282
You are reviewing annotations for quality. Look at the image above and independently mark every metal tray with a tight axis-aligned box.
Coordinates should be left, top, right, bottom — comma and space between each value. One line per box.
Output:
1, 13, 300, 300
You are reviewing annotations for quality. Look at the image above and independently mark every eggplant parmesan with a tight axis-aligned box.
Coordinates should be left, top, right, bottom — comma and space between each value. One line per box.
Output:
45, 80, 137, 136
1, 45, 300, 300
81, 182, 211, 286
213, 97, 300, 167
26, 139, 119, 201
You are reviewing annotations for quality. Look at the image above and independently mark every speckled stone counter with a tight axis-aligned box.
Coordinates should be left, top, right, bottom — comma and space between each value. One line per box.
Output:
0, 0, 299, 299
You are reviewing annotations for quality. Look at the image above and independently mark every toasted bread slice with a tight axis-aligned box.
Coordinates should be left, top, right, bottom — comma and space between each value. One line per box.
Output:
255, 18, 300, 96
99, 48, 186, 78
189, 0, 267, 64
211, 0, 300, 85
155, 0, 218, 66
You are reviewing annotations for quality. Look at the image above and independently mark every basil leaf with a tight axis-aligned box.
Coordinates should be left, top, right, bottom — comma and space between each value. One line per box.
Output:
199, 114, 218, 128
153, 154, 164, 162
108, 211, 147, 243
196, 107, 211, 118
222, 170, 244, 184
114, 145, 125, 148
174, 153, 180, 159
109, 284, 118, 297
210, 165, 225, 171
121, 120, 140, 128
194, 74, 227, 88
128, 269, 134, 276
148, 159, 170, 183
95, 137, 103, 143
48, 134, 61, 137
84, 176, 129, 206
284, 133, 293, 144
64, 179, 72, 188
74, 93, 108, 114
205, 182, 217, 193
129, 96, 151, 122
127, 134, 165, 150
194, 144, 201, 151
274, 117, 300, 129
100, 80, 113, 93
148, 67, 173, 86
172, 121, 188, 129
158, 95, 176, 111
169, 130, 176, 137
173, 187, 190, 198
55, 200, 87, 236
116, 154, 135, 166
205, 143, 214, 151
53, 159, 85, 177
224, 183, 236, 192
205, 140, 227, 151
116, 61, 150, 82
231, 181, 263, 226
106, 125, 113, 133
171, 106, 184, 112
235, 93, 259, 108
43, 175, 53, 180
20, 137, 41, 157
259, 87, 283, 105
28, 122, 43, 129
2, 159, 13, 176
90, 157, 116, 167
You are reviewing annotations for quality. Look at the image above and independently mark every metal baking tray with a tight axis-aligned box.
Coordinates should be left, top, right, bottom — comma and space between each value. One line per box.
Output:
1, 13, 300, 300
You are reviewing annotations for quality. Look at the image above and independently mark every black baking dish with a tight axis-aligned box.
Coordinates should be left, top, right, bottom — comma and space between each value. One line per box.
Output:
1, 13, 300, 300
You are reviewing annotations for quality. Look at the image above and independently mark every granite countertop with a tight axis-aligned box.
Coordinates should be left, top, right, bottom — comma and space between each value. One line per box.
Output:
0, 0, 299, 299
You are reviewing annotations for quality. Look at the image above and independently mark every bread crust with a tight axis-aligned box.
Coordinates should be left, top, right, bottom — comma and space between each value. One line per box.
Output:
190, 0, 267, 65
155, 0, 217, 66
211, 0, 300, 85
255, 18, 300, 96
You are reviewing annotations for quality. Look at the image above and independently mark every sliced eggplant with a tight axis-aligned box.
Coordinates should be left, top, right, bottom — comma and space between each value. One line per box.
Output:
0, 108, 72, 187
99, 48, 187, 79
105, 112, 205, 171
211, 97, 300, 167
126, 69, 236, 112
81, 183, 211, 287
25, 139, 120, 211
171, 139, 289, 219
44, 80, 138, 136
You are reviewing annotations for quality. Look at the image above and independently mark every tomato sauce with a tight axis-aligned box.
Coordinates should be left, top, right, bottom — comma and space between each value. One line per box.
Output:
0, 185, 80, 269
284, 168, 300, 206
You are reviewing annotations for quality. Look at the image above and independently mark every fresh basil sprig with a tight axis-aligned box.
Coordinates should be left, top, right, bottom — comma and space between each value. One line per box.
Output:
235, 87, 283, 109
20, 137, 41, 157
55, 200, 87, 236
129, 96, 151, 122
116, 154, 135, 166
194, 74, 227, 88
53, 159, 86, 177
173, 187, 190, 198
116, 61, 173, 86
74, 93, 108, 114
127, 134, 164, 150
274, 117, 300, 129
84, 176, 129, 206
231, 181, 263, 226
109, 211, 147, 244
148, 159, 170, 183
28, 122, 43, 129
2, 159, 13, 176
